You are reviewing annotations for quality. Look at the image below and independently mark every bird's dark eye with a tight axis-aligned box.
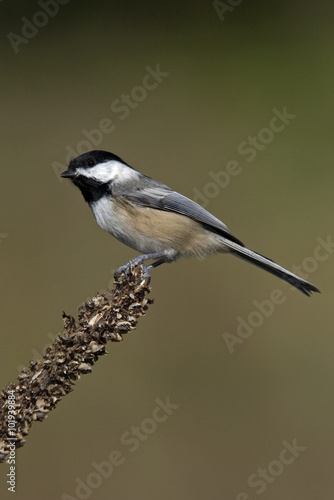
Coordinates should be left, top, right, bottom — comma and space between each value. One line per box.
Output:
87, 159, 95, 167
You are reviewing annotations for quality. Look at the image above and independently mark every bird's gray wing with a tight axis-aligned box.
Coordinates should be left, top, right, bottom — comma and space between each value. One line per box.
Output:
114, 178, 244, 246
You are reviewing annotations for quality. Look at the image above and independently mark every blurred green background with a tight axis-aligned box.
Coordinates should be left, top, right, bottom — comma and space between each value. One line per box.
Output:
1, 1, 333, 498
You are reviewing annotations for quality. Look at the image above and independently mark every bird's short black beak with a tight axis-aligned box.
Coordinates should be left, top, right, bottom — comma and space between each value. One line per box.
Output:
61, 169, 75, 179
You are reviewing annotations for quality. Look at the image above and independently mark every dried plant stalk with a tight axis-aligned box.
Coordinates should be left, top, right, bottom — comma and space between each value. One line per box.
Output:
0, 266, 153, 463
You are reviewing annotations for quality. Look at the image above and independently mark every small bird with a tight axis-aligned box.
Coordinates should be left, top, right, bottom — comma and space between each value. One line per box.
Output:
61, 150, 320, 296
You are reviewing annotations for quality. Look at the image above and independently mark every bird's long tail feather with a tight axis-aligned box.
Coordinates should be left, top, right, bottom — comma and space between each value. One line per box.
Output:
226, 242, 320, 297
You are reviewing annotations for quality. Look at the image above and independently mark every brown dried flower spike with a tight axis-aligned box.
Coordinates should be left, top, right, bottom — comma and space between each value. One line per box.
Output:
0, 265, 153, 463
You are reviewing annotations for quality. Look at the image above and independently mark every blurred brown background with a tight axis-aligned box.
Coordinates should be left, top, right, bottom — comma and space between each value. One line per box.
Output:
1, 1, 333, 499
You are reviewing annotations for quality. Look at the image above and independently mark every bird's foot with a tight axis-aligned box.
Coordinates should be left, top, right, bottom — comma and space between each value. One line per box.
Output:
115, 257, 152, 284
115, 252, 167, 284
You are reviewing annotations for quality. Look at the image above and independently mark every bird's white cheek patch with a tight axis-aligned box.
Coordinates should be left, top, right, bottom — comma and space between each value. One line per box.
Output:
77, 161, 137, 183
76, 164, 114, 183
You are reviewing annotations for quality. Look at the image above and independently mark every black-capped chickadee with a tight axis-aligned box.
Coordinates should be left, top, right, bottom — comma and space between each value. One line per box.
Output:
61, 150, 320, 296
